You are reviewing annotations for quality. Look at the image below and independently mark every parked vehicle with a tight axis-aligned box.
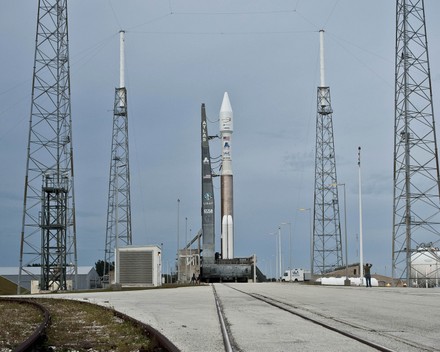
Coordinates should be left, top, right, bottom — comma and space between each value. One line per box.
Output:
281, 268, 311, 282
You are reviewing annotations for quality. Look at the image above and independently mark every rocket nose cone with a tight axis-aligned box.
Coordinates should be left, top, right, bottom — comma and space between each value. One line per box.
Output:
220, 92, 232, 113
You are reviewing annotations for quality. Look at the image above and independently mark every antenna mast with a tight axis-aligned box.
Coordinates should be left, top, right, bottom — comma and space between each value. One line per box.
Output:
392, 0, 440, 287
104, 30, 132, 279
312, 30, 343, 275
18, 0, 78, 293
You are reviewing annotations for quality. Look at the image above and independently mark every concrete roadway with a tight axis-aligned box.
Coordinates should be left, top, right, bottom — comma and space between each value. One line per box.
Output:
226, 283, 440, 352
37, 283, 440, 352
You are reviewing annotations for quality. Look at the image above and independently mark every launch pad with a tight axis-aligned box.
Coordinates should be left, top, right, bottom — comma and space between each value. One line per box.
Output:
202, 257, 257, 283
176, 229, 262, 283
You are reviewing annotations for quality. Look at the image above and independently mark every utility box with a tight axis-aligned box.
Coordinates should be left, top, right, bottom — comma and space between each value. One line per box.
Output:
115, 245, 162, 287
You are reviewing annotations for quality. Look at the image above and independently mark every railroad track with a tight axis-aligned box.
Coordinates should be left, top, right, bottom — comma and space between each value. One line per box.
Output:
244, 292, 437, 352
0, 298, 51, 352
212, 284, 234, 352
213, 284, 419, 352
109, 303, 180, 352
0, 298, 179, 352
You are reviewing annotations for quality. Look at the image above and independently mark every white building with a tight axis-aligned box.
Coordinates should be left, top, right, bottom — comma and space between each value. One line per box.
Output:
0, 266, 100, 293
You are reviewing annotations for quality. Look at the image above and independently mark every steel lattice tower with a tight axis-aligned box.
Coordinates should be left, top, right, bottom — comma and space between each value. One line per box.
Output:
18, 0, 77, 293
312, 30, 343, 275
392, 0, 440, 287
104, 31, 132, 276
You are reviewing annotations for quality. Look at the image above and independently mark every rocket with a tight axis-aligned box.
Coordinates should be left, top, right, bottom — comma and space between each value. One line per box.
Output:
220, 92, 234, 259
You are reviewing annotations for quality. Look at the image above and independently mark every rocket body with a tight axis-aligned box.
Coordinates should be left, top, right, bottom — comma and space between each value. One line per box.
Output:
201, 104, 215, 263
220, 92, 234, 259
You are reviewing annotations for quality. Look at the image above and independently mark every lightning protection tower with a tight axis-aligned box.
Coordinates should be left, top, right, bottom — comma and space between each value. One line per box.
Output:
392, 0, 440, 287
104, 30, 132, 278
312, 30, 343, 275
18, 0, 77, 293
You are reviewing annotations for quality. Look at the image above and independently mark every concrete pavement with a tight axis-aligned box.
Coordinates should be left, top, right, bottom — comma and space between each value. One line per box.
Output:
23, 283, 440, 351
40, 286, 223, 352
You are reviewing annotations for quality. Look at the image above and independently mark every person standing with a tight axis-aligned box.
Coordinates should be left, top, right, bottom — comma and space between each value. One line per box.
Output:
364, 263, 373, 287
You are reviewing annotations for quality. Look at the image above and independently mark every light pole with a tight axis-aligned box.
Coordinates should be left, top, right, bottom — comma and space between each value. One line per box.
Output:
358, 147, 364, 286
267, 232, 278, 280
269, 256, 274, 280
280, 222, 292, 281
176, 198, 180, 283
333, 183, 350, 286
161, 242, 164, 283
189, 227, 192, 282
298, 208, 312, 275
185, 217, 188, 283
278, 226, 282, 281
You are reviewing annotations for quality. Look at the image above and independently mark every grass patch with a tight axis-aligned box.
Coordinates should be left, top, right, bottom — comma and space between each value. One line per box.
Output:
38, 299, 153, 351
0, 277, 28, 295
0, 299, 159, 351
0, 300, 42, 350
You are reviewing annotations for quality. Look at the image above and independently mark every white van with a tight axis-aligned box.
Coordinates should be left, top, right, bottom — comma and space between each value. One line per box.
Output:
282, 268, 307, 282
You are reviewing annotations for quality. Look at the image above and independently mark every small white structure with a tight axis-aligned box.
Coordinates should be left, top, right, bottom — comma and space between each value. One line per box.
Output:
317, 276, 378, 287
115, 245, 162, 287
411, 247, 440, 287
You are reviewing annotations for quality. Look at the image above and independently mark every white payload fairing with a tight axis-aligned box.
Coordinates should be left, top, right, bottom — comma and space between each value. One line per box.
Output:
220, 92, 234, 259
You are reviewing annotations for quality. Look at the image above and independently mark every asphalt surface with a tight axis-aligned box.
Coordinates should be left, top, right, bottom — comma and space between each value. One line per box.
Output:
20, 283, 440, 352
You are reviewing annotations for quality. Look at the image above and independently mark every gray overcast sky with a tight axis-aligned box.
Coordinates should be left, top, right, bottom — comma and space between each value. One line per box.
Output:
1, 1, 440, 278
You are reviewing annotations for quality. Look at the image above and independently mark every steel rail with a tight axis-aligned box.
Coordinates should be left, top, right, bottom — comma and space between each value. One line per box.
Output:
0, 298, 51, 352
212, 284, 234, 352
65, 298, 181, 352
224, 285, 397, 352
2, 298, 180, 352
112, 308, 180, 352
